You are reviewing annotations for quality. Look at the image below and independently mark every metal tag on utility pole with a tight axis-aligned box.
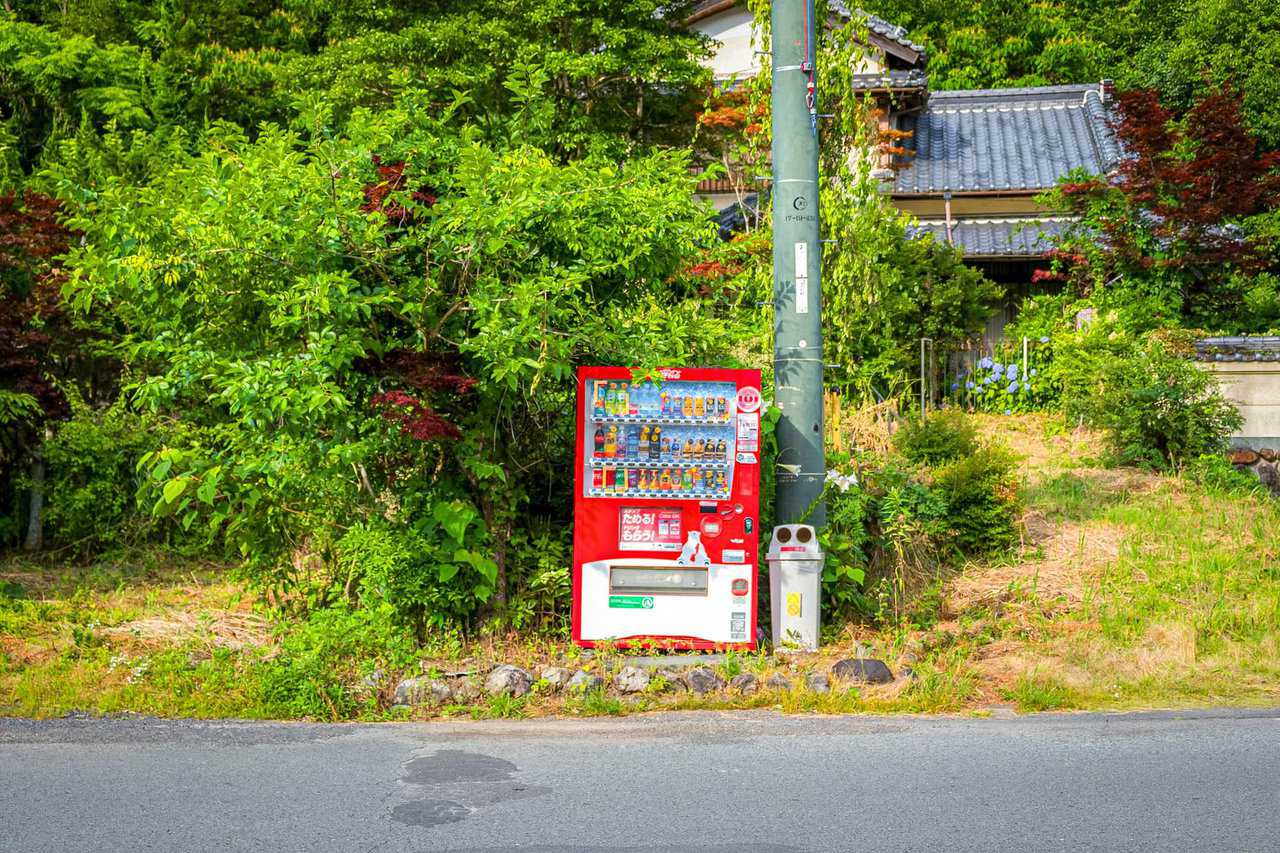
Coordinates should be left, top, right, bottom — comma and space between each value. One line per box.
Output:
772, 0, 825, 527
794, 242, 809, 314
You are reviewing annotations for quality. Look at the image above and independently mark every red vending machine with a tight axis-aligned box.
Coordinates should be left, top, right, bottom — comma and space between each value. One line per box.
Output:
571, 366, 763, 649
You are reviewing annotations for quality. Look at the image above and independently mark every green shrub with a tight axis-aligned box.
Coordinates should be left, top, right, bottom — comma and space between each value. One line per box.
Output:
1062, 338, 1242, 469
818, 479, 873, 620
1184, 453, 1265, 496
933, 445, 1021, 555
336, 514, 498, 639
893, 409, 978, 465
41, 401, 157, 555
254, 601, 420, 719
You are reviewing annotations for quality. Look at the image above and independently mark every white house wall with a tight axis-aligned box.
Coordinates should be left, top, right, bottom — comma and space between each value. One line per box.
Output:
692, 9, 760, 81
1204, 362, 1280, 449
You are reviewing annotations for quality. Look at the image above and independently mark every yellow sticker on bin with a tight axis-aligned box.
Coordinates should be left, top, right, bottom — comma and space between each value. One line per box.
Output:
786, 592, 802, 617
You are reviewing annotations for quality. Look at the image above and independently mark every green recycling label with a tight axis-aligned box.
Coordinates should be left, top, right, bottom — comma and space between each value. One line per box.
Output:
608, 595, 655, 609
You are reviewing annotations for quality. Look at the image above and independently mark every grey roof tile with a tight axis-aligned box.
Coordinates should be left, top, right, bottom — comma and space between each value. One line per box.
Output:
894, 85, 1119, 193
909, 217, 1072, 258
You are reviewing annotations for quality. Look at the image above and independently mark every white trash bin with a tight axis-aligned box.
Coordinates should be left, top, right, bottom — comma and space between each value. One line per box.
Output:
767, 524, 824, 651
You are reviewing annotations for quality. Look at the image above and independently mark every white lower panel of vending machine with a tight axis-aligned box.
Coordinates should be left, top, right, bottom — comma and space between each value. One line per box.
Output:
580, 557, 752, 645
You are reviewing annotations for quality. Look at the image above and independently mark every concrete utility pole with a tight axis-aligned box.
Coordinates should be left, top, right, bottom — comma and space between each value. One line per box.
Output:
771, 0, 825, 526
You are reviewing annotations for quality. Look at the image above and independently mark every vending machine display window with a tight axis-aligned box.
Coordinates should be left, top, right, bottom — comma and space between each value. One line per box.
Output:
582, 378, 737, 501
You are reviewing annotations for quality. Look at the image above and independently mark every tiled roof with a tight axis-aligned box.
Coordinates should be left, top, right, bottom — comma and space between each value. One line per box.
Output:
851, 69, 928, 91
1194, 337, 1280, 362
824, 3, 926, 56
689, 2, 926, 59
715, 193, 763, 240
893, 85, 1120, 194
910, 216, 1072, 258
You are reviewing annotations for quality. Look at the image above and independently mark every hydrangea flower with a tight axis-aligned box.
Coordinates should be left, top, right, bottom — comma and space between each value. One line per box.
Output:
1039, 336, 1050, 343
951, 382, 959, 391
1007, 381, 1019, 393
965, 380, 975, 390
1004, 408, 1012, 415
978, 356, 993, 369
1007, 364, 1019, 380
991, 363, 1004, 378
1029, 368, 1037, 377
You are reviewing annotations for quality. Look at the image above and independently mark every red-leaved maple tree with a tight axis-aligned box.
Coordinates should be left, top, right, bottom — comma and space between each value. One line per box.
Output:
1040, 85, 1280, 327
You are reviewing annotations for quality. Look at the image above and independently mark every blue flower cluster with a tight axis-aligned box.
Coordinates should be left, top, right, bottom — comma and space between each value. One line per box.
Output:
952, 355, 1039, 413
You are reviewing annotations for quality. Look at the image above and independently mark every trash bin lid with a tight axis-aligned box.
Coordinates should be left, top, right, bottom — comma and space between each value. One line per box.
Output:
765, 524, 823, 561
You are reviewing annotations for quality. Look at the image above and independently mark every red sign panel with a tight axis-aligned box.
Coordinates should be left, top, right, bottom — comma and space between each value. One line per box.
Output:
618, 506, 682, 552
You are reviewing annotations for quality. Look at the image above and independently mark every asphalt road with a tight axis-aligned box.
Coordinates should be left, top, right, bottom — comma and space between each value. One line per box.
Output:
2, 708, 1278, 852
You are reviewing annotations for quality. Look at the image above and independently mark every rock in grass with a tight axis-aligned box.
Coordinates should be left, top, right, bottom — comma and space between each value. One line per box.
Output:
685, 667, 726, 695
566, 669, 604, 693
613, 665, 651, 694
654, 668, 687, 692
765, 673, 792, 691
392, 676, 453, 706
451, 678, 481, 702
831, 658, 895, 685
540, 666, 574, 691
730, 673, 758, 694
806, 673, 831, 694
484, 664, 533, 697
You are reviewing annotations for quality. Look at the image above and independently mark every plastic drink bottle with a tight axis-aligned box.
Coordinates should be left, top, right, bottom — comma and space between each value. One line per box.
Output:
604, 426, 617, 458
592, 382, 606, 417
682, 469, 693, 490
649, 427, 662, 460
638, 426, 650, 457
694, 397, 705, 418
683, 438, 694, 459
593, 427, 605, 458
694, 438, 705, 460
682, 396, 694, 418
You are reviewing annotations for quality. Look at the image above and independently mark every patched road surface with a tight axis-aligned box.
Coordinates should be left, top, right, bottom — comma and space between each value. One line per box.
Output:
2, 709, 1278, 851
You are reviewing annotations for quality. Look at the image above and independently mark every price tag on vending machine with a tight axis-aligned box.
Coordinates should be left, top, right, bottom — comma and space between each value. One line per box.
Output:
618, 507, 683, 552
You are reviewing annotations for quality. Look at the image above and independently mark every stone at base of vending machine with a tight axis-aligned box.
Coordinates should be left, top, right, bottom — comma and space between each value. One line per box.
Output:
613, 665, 651, 694
485, 664, 533, 697
831, 657, 895, 685
566, 670, 604, 692
684, 667, 726, 695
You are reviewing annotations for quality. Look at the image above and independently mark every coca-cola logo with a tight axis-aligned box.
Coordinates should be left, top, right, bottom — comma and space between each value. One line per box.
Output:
736, 386, 762, 413
658, 368, 682, 379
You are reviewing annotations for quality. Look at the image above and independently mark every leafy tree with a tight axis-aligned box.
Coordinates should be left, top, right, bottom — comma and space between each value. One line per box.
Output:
54, 93, 739, 628
1039, 86, 1280, 330
703, 4, 1002, 402
0, 190, 109, 549
1126, 0, 1280, 149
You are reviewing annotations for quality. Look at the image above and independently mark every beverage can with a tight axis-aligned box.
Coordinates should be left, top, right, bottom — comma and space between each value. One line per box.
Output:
627, 469, 639, 489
